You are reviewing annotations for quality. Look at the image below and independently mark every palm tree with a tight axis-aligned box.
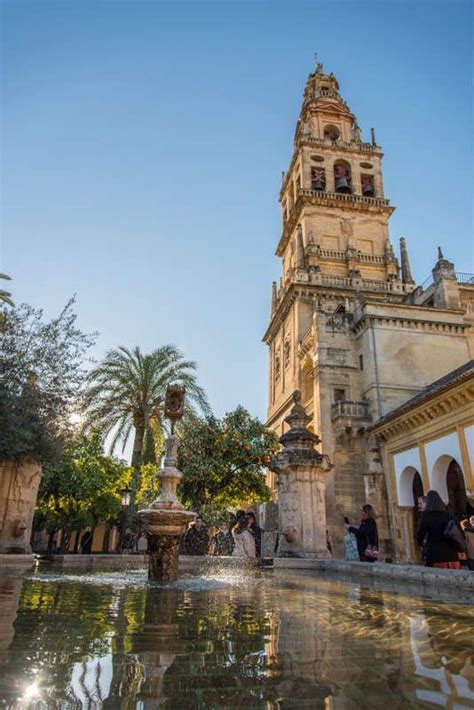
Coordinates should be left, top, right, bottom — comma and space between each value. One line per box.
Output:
82, 345, 210, 486
0, 273, 13, 307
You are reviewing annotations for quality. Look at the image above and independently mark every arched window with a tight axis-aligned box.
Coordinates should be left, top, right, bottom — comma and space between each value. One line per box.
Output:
324, 124, 340, 141
334, 160, 352, 194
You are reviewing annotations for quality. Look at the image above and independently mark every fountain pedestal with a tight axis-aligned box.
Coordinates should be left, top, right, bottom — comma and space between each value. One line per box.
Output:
270, 391, 333, 558
138, 433, 195, 582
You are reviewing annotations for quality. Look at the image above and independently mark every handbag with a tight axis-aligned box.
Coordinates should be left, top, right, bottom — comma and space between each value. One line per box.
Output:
364, 544, 379, 560
443, 519, 467, 552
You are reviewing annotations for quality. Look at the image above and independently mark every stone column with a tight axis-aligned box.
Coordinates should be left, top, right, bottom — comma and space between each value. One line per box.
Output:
270, 391, 333, 558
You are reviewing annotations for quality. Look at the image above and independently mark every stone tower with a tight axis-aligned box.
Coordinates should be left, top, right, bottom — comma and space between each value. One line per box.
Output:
263, 65, 472, 557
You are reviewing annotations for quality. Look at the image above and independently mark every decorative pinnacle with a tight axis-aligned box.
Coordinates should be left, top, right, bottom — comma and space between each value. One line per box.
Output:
271, 281, 278, 315
295, 224, 306, 269
400, 237, 415, 285
438, 246, 444, 260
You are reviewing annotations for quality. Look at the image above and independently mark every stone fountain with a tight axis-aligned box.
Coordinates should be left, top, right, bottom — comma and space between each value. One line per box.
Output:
138, 385, 196, 582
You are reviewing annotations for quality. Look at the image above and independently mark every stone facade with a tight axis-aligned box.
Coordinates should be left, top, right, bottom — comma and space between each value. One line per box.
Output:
264, 65, 474, 558
0, 460, 42, 553
372, 361, 474, 563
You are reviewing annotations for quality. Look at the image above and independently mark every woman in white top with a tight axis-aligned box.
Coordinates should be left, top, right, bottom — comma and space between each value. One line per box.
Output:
232, 515, 256, 558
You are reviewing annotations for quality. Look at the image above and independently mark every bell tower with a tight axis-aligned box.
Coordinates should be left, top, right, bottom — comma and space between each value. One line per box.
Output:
276, 63, 399, 282
264, 65, 417, 555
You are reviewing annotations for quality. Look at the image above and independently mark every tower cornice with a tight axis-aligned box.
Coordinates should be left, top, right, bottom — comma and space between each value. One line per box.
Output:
262, 277, 414, 344
276, 190, 394, 257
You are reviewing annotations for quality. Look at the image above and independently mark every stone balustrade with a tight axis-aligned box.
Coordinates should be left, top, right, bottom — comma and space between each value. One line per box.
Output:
297, 188, 390, 207
296, 135, 381, 154
331, 400, 371, 421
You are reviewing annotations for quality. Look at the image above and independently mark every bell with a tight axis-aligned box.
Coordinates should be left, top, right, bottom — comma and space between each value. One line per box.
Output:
335, 176, 351, 193
362, 183, 375, 197
313, 177, 325, 191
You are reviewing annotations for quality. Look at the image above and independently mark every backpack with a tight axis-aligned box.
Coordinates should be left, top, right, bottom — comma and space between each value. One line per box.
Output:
443, 519, 467, 553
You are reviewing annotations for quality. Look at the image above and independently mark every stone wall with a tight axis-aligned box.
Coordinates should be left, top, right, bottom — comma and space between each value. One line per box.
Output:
0, 461, 42, 554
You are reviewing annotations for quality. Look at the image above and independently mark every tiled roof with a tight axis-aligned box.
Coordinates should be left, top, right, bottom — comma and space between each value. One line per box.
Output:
372, 359, 474, 430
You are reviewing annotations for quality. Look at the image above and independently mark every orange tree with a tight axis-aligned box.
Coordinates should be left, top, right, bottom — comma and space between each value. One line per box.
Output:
177, 406, 278, 514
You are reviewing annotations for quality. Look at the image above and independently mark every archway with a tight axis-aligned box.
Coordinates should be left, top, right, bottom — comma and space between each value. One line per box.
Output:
431, 455, 467, 518
398, 466, 422, 507
398, 466, 424, 563
447, 459, 467, 519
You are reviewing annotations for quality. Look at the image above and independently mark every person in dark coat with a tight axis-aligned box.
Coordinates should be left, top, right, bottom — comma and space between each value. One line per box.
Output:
211, 522, 235, 556
80, 530, 93, 554
416, 490, 460, 569
346, 504, 379, 562
247, 512, 262, 558
183, 517, 209, 556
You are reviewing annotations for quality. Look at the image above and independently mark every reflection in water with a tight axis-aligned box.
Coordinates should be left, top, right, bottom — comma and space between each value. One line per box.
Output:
0, 566, 472, 708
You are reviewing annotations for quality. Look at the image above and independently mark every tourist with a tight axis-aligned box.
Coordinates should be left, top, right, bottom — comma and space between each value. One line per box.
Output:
232, 514, 256, 558
211, 521, 234, 556
247, 511, 262, 557
183, 516, 209, 556
416, 490, 461, 569
346, 504, 379, 562
464, 516, 474, 571
460, 519, 474, 570
80, 529, 93, 554
417, 496, 428, 563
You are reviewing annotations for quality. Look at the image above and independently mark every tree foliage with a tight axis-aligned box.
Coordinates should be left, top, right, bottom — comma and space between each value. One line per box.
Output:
82, 345, 210, 465
178, 406, 278, 512
34, 434, 131, 540
0, 298, 96, 462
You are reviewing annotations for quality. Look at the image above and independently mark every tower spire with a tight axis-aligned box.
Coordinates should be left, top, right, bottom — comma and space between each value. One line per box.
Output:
400, 237, 415, 284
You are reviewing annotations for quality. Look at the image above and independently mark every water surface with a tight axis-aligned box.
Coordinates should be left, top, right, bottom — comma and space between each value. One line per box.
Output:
0, 563, 472, 708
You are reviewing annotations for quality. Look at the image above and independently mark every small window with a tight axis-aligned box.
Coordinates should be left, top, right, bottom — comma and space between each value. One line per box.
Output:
334, 389, 346, 402
359, 354, 364, 371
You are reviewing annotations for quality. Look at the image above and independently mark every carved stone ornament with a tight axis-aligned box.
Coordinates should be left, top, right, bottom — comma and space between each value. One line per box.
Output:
164, 384, 185, 423
284, 337, 291, 368
275, 352, 281, 380
340, 218, 353, 237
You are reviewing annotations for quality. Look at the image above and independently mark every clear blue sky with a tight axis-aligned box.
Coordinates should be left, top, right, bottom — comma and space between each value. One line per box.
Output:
2, 0, 473, 427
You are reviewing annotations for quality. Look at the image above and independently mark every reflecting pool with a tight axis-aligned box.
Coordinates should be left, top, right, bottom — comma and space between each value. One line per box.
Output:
0, 564, 473, 708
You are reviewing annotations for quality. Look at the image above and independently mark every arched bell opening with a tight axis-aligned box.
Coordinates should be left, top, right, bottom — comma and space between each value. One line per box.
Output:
323, 124, 340, 142
334, 160, 352, 194
361, 173, 375, 197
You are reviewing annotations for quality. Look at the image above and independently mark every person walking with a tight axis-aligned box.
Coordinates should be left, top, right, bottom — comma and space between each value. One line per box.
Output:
211, 521, 235, 556
232, 515, 256, 559
416, 490, 462, 569
247, 511, 262, 557
346, 504, 379, 562
183, 516, 209, 556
